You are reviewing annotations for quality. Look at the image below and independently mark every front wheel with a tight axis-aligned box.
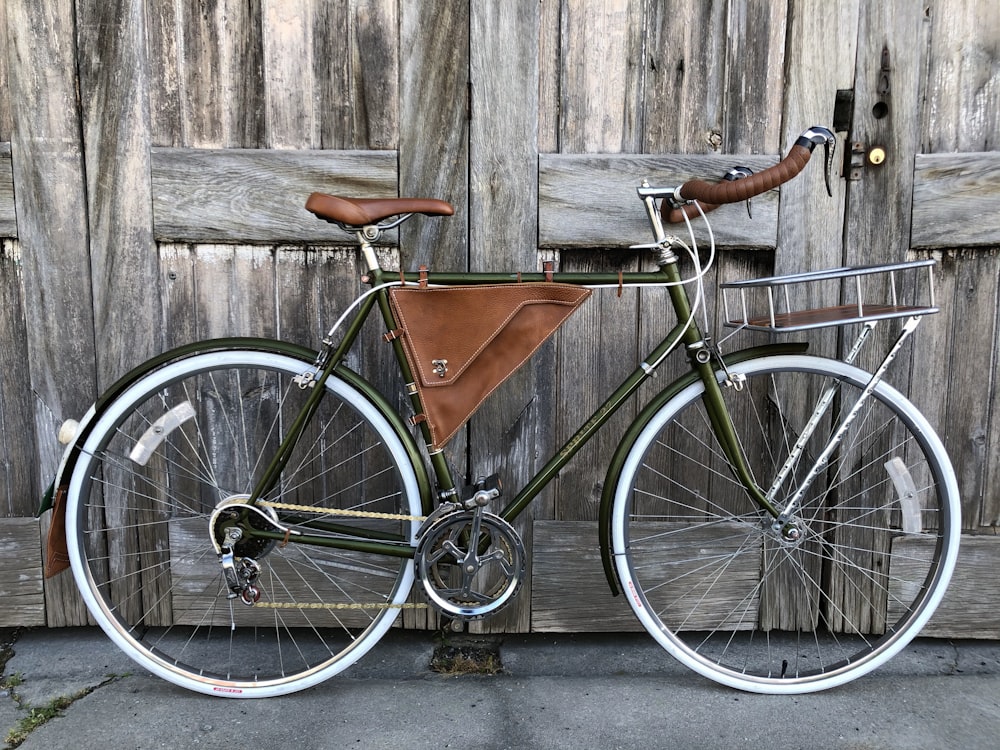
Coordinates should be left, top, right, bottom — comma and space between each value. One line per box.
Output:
612, 354, 960, 693
66, 348, 423, 697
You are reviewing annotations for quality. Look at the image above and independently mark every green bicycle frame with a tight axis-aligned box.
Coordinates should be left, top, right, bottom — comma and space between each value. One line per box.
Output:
242, 239, 783, 558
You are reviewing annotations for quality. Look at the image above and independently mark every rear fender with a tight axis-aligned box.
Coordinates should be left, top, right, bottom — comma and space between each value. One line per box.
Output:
40, 338, 433, 515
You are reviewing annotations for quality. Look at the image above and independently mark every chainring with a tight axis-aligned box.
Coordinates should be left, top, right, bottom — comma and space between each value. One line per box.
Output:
414, 509, 525, 620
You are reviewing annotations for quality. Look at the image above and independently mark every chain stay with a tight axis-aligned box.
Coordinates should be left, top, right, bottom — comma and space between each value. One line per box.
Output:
247, 500, 428, 611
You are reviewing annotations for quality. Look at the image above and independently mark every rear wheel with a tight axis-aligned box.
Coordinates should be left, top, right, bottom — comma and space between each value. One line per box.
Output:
66, 348, 422, 697
612, 354, 960, 693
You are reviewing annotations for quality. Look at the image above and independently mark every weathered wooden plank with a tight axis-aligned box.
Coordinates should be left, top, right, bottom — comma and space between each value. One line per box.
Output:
263, 0, 319, 149
548, 3, 761, 623
912, 1, 1000, 532
314, 0, 398, 150
537, 0, 560, 153
160, 242, 278, 343
149, 1, 400, 149
775, 0, 858, 272
6, 0, 95, 627
772, 0, 859, 366
397, 2, 470, 628
911, 153, 1000, 248
275, 246, 360, 359
844, 0, 926, 263
0, 0, 11, 141
559, 0, 645, 153
920, 0, 1000, 153
395, 8, 470, 632
982, 252, 1000, 527
837, 0, 928, 631
722, 0, 786, 153
535, 527, 996, 639
76, 0, 161, 391
467, 0, 544, 635
144, 0, 182, 147
151, 148, 397, 243
175, 0, 265, 147
531, 520, 762, 633
642, 0, 727, 153
637, 0, 760, 457
5, 0, 96, 452
531, 521, 641, 632
905, 250, 954, 438
934, 251, 998, 529
539, 153, 781, 248
192, 244, 277, 340
148, 0, 264, 145
159, 243, 196, 350
399, 0, 467, 270
890, 534, 1000, 638
0, 518, 44, 626
552, 262, 638, 524
0, 241, 38, 517
0, 143, 15, 236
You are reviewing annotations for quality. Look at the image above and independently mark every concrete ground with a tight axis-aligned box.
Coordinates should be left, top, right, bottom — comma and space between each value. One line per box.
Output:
2, 627, 1000, 749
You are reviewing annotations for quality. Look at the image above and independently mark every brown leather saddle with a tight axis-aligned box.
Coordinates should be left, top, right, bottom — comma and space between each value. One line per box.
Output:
306, 192, 454, 227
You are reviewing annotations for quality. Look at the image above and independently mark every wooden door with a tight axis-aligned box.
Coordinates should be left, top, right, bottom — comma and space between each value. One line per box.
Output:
0, 0, 998, 634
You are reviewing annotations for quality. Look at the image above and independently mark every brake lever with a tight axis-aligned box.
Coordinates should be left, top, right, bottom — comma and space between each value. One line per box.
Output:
798, 126, 837, 196
724, 166, 755, 219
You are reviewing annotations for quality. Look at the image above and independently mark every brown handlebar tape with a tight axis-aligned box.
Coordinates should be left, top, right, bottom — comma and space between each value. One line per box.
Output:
661, 144, 812, 224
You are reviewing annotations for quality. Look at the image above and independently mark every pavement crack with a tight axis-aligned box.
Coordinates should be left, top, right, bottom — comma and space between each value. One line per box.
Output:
4, 674, 124, 749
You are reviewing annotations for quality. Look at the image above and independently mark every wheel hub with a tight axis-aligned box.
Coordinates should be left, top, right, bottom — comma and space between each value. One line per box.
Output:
210, 494, 281, 558
769, 517, 807, 547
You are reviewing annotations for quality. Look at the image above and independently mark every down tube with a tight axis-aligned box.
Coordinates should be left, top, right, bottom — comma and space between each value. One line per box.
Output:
498, 323, 689, 524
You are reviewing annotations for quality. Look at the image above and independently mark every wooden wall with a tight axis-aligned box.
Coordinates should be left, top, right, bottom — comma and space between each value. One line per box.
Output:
0, 0, 998, 635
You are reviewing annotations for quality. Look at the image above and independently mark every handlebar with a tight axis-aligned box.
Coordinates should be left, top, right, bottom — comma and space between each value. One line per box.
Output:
660, 126, 836, 224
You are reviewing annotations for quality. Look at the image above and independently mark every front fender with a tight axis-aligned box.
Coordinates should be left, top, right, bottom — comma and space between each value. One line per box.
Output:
40, 337, 432, 517
597, 343, 809, 595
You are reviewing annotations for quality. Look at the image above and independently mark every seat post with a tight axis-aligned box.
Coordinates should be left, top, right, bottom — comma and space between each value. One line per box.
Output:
356, 227, 382, 272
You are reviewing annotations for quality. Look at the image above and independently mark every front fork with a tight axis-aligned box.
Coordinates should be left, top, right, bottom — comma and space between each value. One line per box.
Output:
692, 341, 783, 521
658, 256, 785, 522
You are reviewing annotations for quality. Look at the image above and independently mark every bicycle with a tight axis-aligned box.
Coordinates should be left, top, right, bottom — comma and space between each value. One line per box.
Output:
43, 126, 960, 697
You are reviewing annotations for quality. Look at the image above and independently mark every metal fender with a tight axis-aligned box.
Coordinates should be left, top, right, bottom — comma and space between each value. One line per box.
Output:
40, 338, 433, 516
597, 343, 809, 595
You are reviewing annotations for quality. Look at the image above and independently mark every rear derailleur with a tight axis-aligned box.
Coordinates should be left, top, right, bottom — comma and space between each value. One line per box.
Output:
209, 496, 291, 606
218, 526, 263, 605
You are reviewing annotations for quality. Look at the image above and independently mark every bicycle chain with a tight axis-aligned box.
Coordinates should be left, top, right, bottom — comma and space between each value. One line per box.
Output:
258, 499, 427, 522
251, 500, 429, 611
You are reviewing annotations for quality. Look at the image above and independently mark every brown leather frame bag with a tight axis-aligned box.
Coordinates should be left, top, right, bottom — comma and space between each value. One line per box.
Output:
388, 283, 591, 449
